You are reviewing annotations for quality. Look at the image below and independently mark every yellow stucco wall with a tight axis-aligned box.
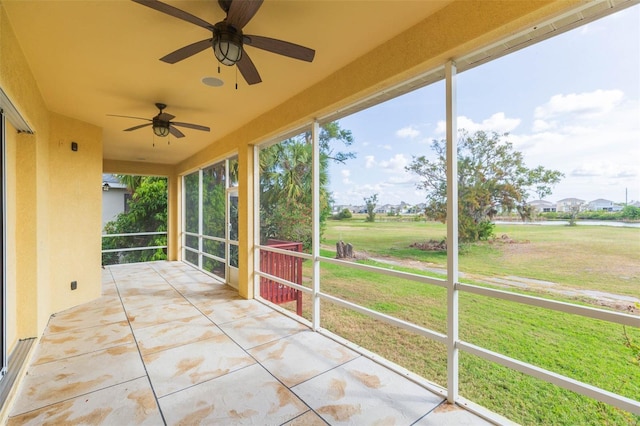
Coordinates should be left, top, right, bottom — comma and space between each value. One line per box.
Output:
48, 113, 103, 313
14, 131, 40, 338
1, 0, 50, 340
1, 3, 103, 346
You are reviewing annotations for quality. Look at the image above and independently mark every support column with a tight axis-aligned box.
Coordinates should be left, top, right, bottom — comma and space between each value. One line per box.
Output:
197, 169, 203, 270
311, 121, 321, 330
166, 172, 179, 261
238, 145, 255, 300
445, 60, 459, 403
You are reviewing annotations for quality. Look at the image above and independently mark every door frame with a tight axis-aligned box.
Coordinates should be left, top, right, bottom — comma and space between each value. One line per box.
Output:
1, 109, 7, 380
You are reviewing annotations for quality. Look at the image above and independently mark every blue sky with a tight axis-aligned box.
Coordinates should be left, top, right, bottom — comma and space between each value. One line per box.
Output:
329, 5, 640, 207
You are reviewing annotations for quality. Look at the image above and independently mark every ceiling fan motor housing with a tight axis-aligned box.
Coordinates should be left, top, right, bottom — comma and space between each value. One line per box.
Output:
212, 22, 243, 66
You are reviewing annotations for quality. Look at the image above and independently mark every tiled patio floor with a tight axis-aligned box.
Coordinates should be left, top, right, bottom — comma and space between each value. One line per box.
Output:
7, 261, 494, 425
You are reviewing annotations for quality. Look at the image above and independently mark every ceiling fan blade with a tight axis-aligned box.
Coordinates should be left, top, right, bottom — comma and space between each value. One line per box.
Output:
160, 39, 212, 64
169, 125, 185, 138
226, 0, 263, 30
107, 114, 151, 121
132, 0, 214, 31
124, 123, 153, 132
236, 51, 262, 85
172, 122, 210, 132
158, 112, 175, 121
245, 35, 315, 62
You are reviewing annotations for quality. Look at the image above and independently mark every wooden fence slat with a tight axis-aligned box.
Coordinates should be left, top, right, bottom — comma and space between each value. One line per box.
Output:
260, 240, 303, 315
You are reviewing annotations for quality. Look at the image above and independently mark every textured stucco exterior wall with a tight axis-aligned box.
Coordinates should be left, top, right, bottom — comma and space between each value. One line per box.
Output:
1, 3, 103, 346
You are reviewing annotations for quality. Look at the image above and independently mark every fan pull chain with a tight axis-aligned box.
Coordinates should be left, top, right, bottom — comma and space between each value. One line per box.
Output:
235, 66, 238, 90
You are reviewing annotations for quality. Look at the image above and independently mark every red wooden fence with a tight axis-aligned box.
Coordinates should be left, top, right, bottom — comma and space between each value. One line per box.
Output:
259, 239, 303, 315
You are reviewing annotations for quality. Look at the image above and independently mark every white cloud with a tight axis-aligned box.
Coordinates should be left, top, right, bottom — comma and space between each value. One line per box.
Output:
571, 162, 613, 177
341, 169, 352, 184
338, 181, 413, 205
379, 153, 409, 173
331, 153, 421, 205
364, 155, 376, 169
396, 126, 421, 139
532, 119, 555, 132
435, 112, 521, 134
388, 175, 419, 185
509, 98, 640, 201
534, 89, 624, 120
380, 144, 392, 150
571, 162, 638, 179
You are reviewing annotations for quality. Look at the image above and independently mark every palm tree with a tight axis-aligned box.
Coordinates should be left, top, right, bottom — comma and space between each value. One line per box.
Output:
259, 122, 353, 249
116, 174, 142, 194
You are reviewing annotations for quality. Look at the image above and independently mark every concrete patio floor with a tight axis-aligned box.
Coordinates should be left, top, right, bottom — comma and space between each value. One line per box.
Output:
7, 261, 495, 425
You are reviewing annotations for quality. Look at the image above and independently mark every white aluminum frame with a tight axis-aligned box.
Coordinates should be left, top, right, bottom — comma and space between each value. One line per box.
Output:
445, 60, 459, 403
225, 187, 240, 283
181, 157, 240, 283
197, 169, 203, 270
250, 54, 640, 415
311, 120, 321, 331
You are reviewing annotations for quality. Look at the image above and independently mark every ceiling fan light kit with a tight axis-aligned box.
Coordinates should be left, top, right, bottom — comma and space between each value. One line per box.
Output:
152, 119, 170, 137
212, 22, 243, 66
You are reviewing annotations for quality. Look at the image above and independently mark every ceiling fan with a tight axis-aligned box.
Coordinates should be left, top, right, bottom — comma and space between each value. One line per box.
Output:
108, 103, 210, 138
132, 0, 315, 85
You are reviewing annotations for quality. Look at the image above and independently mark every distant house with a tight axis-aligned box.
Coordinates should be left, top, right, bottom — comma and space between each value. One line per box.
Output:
528, 200, 556, 213
406, 203, 427, 214
375, 204, 395, 214
555, 198, 585, 213
332, 204, 361, 214
102, 174, 129, 230
588, 198, 622, 212
332, 204, 346, 214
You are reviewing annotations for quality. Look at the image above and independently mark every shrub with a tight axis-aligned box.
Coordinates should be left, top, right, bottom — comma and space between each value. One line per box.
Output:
333, 208, 353, 220
621, 205, 640, 220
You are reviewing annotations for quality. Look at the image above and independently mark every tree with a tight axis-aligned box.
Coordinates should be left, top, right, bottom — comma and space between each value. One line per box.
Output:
336, 208, 353, 220
102, 176, 168, 264
364, 194, 378, 222
406, 130, 563, 242
567, 203, 584, 226
259, 121, 354, 250
115, 174, 143, 193
621, 205, 640, 220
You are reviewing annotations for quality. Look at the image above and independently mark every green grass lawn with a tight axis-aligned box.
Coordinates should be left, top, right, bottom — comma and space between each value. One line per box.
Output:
324, 219, 640, 297
274, 219, 640, 425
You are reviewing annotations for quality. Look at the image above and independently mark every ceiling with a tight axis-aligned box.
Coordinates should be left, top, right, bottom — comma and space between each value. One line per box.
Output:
2, 0, 452, 165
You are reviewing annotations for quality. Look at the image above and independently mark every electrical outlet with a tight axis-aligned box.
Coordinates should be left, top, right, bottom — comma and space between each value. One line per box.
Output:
71, 281, 77, 290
